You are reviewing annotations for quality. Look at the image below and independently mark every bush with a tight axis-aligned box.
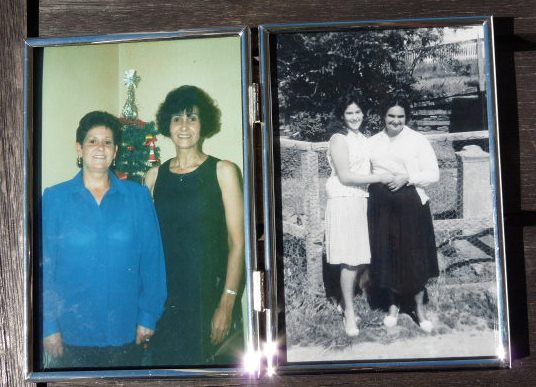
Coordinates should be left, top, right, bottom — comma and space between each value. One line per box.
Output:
284, 111, 333, 142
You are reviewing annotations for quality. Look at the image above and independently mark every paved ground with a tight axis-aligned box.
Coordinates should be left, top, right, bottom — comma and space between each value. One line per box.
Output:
287, 328, 498, 362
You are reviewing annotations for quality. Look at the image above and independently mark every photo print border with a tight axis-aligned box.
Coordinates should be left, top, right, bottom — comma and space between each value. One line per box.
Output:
259, 16, 510, 373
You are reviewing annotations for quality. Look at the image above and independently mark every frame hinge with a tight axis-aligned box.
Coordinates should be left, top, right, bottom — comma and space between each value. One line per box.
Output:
252, 270, 265, 312
248, 83, 260, 125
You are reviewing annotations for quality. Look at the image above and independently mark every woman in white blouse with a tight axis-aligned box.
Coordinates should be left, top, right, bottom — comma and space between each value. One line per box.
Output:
324, 95, 392, 337
367, 99, 439, 333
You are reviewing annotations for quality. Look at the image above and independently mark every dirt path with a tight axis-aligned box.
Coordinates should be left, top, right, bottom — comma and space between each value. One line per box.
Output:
287, 330, 498, 362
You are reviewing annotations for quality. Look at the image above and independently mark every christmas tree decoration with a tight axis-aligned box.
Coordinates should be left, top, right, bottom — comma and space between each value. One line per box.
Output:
121, 69, 141, 119
116, 70, 161, 183
145, 134, 158, 164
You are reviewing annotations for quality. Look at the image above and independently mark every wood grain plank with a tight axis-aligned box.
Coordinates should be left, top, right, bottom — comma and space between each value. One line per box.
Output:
38, 0, 536, 37
516, 51, 536, 210
0, 0, 27, 386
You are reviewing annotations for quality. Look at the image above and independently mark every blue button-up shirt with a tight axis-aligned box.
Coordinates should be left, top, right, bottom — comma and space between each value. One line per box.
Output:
42, 171, 167, 347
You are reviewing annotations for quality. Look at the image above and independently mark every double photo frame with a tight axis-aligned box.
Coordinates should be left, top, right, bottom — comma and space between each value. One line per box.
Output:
24, 16, 509, 381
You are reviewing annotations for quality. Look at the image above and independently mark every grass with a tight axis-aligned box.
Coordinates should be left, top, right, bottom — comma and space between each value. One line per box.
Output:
414, 78, 474, 101
283, 236, 498, 350
412, 73, 479, 101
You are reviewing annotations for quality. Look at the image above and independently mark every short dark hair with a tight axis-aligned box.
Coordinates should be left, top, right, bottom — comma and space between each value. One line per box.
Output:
331, 94, 365, 135
156, 85, 221, 138
334, 94, 365, 121
381, 97, 412, 121
76, 111, 121, 145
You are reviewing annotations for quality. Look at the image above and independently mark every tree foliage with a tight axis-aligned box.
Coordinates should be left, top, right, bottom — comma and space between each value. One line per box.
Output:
274, 27, 446, 140
116, 119, 160, 183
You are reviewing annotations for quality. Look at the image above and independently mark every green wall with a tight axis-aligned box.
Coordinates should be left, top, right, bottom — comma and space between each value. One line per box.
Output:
42, 44, 119, 189
41, 36, 243, 189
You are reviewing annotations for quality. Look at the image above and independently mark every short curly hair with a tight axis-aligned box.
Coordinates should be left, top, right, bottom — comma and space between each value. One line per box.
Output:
76, 111, 121, 145
156, 85, 221, 138
329, 94, 366, 136
334, 94, 365, 122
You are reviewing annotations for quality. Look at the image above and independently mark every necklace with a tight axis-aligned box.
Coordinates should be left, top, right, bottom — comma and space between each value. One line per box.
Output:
171, 155, 207, 181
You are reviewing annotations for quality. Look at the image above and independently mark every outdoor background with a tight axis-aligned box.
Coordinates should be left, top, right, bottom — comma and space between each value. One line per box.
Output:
41, 36, 244, 190
272, 25, 502, 361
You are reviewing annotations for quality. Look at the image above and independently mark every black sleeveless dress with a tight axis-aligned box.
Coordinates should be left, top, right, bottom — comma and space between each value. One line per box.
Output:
150, 156, 240, 366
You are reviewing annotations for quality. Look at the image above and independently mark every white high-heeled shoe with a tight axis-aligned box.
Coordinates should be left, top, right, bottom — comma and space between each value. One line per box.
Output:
383, 307, 399, 328
343, 314, 360, 337
419, 320, 433, 333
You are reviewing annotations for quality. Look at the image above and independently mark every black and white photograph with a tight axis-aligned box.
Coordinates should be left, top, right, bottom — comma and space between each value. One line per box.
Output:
262, 18, 509, 365
25, 29, 257, 379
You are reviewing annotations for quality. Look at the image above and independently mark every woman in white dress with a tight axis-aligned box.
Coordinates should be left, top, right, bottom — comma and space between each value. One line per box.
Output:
325, 95, 392, 337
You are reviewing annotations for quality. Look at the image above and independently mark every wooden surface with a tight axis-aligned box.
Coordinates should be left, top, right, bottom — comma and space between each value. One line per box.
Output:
1, 0, 536, 385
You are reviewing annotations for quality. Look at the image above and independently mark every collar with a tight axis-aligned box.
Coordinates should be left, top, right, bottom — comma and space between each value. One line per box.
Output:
381, 125, 409, 141
347, 129, 364, 139
71, 170, 124, 195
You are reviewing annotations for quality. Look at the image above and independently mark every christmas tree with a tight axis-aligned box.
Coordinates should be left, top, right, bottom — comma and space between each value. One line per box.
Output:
115, 70, 160, 183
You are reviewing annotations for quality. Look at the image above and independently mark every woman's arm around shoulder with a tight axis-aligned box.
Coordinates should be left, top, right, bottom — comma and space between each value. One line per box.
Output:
143, 165, 160, 196
329, 134, 391, 185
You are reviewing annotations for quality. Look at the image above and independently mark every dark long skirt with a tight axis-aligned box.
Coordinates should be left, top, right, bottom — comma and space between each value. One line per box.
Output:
367, 183, 439, 311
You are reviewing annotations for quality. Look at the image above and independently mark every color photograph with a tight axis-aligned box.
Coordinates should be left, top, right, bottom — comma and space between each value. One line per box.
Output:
29, 31, 252, 373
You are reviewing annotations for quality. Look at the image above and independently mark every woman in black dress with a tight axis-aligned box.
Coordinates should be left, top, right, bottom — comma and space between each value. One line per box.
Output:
367, 99, 439, 333
145, 85, 244, 365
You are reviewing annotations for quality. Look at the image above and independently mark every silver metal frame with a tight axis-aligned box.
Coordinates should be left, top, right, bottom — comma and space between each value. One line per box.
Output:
259, 16, 510, 373
23, 16, 512, 379
24, 26, 260, 381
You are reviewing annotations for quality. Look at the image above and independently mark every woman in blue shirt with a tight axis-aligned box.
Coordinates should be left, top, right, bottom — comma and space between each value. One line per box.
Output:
42, 111, 167, 368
